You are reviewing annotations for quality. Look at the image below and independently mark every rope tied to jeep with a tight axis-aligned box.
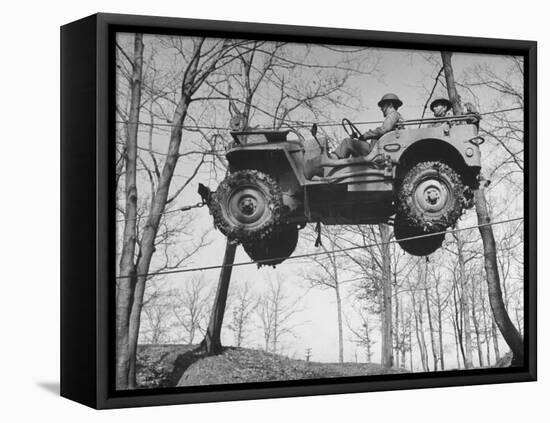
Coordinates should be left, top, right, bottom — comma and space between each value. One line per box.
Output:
116, 201, 205, 223
314, 221, 323, 247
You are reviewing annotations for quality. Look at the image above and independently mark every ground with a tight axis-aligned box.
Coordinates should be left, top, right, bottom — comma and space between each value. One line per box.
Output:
136, 344, 406, 389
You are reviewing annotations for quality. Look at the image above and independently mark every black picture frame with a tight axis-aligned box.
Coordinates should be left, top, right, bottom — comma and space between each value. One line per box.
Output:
60, 12, 537, 409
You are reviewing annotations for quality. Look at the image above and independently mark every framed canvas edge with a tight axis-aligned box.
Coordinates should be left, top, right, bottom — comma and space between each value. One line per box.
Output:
60, 12, 538, 409
97, 371, 535, 409
525, 42, 537, 382
60, 13, 99, 409
93, 12, 537, 52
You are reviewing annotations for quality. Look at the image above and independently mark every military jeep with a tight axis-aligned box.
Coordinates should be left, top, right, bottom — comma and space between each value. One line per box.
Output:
199, 115, 483, 266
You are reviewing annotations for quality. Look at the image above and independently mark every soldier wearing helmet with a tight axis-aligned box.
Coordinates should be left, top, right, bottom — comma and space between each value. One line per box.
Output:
429, 98, 452, 126
334, 93, 404, 158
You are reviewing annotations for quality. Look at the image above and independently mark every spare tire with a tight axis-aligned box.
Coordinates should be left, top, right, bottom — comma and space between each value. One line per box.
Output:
397, 161, 466, 232
210, 170, 283, 244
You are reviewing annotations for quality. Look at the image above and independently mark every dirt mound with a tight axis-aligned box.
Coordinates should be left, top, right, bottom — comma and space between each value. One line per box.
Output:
137, 345, 406, 389
136, 344, 196, 388
177, 347, 405, 387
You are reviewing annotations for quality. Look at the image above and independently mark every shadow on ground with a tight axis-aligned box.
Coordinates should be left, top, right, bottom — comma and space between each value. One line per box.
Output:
136, 344, 208, 389
161, 347, 209, 387
36, 381, 60, 396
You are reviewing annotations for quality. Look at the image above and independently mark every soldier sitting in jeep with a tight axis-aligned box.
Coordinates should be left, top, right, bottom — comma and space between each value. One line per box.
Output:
429, 98, 452, 127
333, 93, 404, 158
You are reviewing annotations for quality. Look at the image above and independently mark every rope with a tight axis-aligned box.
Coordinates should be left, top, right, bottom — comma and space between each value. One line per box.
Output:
116, 202, 204, 223
115, 216, 523, 279
114, 106, 522, 131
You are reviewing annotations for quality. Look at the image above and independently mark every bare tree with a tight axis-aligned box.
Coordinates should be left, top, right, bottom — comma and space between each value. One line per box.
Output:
139, 282, 175, 344
410, 263, 429, 371
463, 56, 524, 176
301, 226, 350, 363
170, 277, 212, 345
378, 224, 394, 368
116, 35, 252, 389
422, 260, 439, 371
428, 264, 452, 370
200, 241, 236, 355
227, 281, 257, 347
447, 231, 477, 369
200, 43, 265, 355
116, 33, 144, 390
441, 51, 524, 366
343, 224, 413, 369
347, 307, 376, 363
256, 276, 302, 354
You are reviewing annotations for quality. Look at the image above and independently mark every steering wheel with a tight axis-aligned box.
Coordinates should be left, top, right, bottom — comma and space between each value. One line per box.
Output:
342, 118, 362, 140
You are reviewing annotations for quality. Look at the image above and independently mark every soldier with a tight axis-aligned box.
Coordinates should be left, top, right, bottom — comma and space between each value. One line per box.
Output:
334, 93, 404, 158
429, 97, 452, 126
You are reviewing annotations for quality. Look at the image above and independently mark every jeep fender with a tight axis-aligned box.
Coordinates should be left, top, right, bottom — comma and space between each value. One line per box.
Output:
375, 128, 481, 185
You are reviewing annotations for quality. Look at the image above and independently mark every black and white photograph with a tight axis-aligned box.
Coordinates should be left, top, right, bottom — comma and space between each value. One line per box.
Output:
114, 31, 529, 392
3, 0, 548, 419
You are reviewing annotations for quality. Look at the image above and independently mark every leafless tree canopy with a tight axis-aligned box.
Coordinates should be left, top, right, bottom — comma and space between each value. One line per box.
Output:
115, 34, 525, 390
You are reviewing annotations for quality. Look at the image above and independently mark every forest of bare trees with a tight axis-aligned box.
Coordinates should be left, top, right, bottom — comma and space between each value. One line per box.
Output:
115, 33, 525, 390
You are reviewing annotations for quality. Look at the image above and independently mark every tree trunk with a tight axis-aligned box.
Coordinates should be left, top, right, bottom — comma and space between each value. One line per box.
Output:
365, 316, 373, 362
491, 320, 501, 362
125, 40, 205, 387
475, 184, 524, 364
200, 241, 237, 355
423, 261, 438, 371
471, 306, 484, 367
480, 283, 492, 366
440, 51, 524, 366
335, 284, 344, 363
408, 317, 414, 371
411, 288, 428, 372
116, 33, 144, 390
451, 315, 462, 369
457, 236, 474, 369
435, 278, 445, 370
483, 312, 491, 366
379, 224, 393, 368
425, 287, 438, 371
126, 95, 193, 387
451, 283, 464, 369
272, 295, 280, 354
199, 51, 263, 355
400, 305, 408, 369
394, 295, 400, 368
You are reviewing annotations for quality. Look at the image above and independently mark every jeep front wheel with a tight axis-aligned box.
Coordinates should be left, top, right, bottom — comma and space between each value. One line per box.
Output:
211, 170, 283, 243
397, 161, 465, 231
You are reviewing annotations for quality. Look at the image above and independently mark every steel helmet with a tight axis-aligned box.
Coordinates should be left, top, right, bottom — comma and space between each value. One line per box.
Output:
430, 98, 452, 112
377, 93, 403, 108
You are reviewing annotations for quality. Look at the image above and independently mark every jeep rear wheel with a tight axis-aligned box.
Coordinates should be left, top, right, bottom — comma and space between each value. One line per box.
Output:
394, 216, 445, 256
242, 224, 299, 267
211, 170, 283, 243
398, 161, 465, 231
